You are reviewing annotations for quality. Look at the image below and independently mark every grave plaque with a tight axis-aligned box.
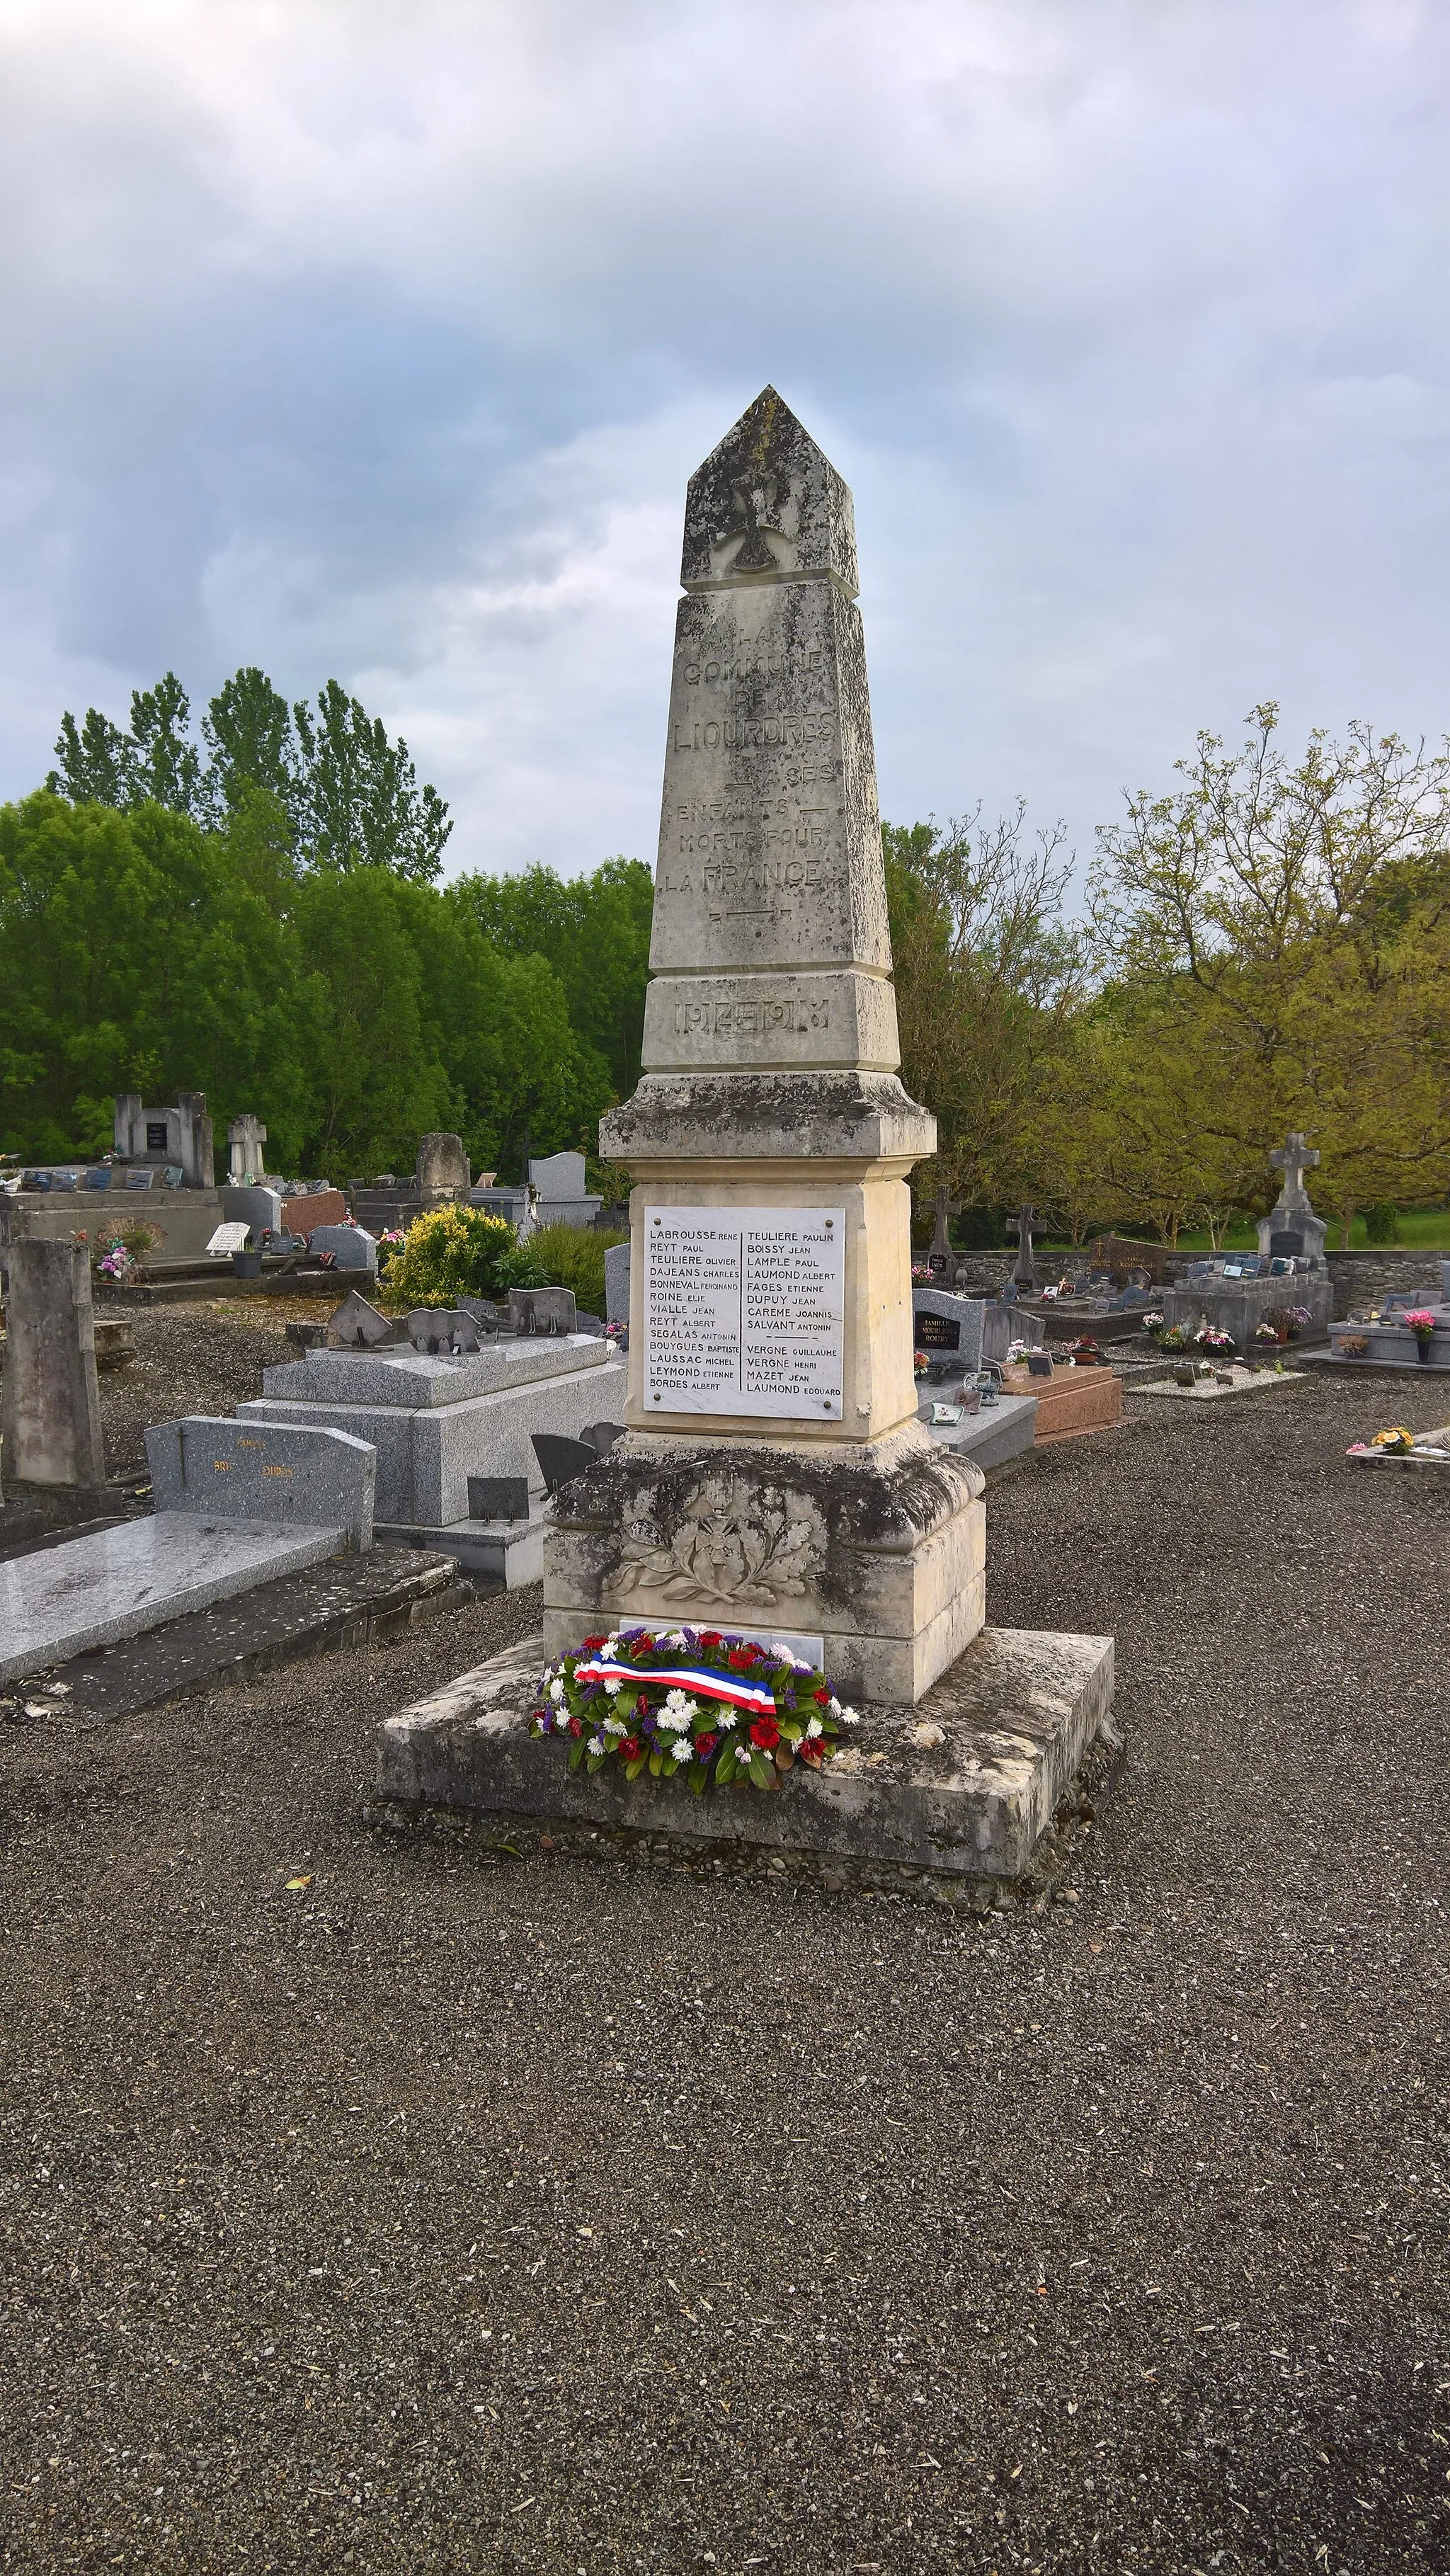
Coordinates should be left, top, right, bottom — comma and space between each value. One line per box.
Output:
915, 1311, 960, 1351
643, 1205, 845, 1419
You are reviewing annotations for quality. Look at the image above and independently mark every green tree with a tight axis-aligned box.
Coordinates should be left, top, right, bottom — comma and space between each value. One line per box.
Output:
292, 679, 451, 882
884, 807, 1088, 1230
454, 855, 654, 1100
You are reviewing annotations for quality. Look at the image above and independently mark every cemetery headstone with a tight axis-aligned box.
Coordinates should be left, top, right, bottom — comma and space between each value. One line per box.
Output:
227, 1113, 268, 1182
310, 1223, 378, 1274
0, 1236, 106, 1488
113, 1089, 214, 1187
206, 1221, 253, 1257
329, 1290, 404, 1348
604, 1241, 632, 1329
509, 1286, 576, 1337
219, 1184, 284, 1239
144, 1415, 375, 1551
912, 1287, 987, 1375
406, 1308, 483, 1355
1007, 1204, 1039, 1292
527, 1151, 602, 1229
280, 1188, 348, 1238
1256, 1130, 1328, 1267
416, 1133, 471, 1203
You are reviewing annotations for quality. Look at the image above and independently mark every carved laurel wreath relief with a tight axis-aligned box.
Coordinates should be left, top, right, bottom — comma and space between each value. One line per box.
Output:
615, 1477, 818, 1607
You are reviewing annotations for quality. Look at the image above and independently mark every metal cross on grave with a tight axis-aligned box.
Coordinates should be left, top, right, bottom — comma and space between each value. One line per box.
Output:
1269, 1132, 1319, 1202
1007, 1204, 1039, 1289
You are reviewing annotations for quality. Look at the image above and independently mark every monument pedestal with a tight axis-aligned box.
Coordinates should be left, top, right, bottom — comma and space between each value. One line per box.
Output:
375, 1622, 1115, 1903
374, 388, 1116, 1881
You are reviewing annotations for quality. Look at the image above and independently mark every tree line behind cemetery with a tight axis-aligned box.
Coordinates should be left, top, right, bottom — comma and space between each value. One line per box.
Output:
4, 677, 1449, 1243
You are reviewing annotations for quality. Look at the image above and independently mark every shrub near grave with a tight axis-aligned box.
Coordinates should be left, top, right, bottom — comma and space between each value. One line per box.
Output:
382, 1204, 523, 1309
523, 1221, 628, 1318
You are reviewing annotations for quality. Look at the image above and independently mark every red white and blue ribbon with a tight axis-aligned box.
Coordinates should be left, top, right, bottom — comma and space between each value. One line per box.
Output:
572, 1656, 780, 1715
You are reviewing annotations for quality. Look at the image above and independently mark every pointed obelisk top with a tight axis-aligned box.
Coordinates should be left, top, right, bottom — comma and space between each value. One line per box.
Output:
681, 386, 859, 595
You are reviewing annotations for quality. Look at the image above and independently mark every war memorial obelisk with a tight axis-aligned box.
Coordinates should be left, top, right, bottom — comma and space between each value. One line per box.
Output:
379, 389, 1115, 1893
544, 388, 984, 1699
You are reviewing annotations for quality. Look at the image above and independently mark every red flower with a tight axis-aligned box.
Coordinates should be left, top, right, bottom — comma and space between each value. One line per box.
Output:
636, 1692, 651, 1716
695, 1731, 719, 1760
699, 1631, 722, 1651
798, 1734, 828, 1762
568, 1715, 582, 1738
581, 1634, 607, 1653
749, 1715, 781, 1752
632, 1634, 656, 1653
618, 1735, 641, 1762
813, 1686, 831, 1704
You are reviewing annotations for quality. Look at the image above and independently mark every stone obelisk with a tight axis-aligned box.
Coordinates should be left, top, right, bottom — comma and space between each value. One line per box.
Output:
544, 388, 983, 1703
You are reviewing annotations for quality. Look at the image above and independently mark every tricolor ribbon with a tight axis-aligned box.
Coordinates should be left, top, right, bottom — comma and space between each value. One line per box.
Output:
572, 1656, 780, 1715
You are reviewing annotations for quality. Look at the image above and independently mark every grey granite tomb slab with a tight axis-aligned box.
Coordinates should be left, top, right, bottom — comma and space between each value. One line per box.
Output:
0, 1512, 347, 1686
374, 1623, 1114, 1890
239, 1335, 625, 1527
144, 1416, 375, 1552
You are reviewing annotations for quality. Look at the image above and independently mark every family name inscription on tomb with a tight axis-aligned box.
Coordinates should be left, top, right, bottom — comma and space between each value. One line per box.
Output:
642, 1207, 845, 1418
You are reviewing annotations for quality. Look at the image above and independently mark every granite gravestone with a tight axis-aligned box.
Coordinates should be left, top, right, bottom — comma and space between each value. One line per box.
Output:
544, 387, 985, 1705
1007, 1205, 1039, 1293
144, 1416, 375, 1552
912, 1286, 986, 1375
0, 1236, 106, 1488
311, 1223, 378, 1275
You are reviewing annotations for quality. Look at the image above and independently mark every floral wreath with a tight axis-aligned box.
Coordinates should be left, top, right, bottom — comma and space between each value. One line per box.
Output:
530, 1625, 860, 1793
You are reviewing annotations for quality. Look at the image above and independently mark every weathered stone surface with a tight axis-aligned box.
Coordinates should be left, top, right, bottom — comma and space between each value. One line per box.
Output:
643, 967, 898, 1073
144, 1415, 375, 1552
680, 384, 859, 593
539, 1423, 986, 1704
1256, 1131, 1328, 1267
416, 1133, 470, 1200
375, 1622, 1115, 1885
0, 1236, 105, 1488
0, 1513, 346, 1686
603, 1068, 932, 1167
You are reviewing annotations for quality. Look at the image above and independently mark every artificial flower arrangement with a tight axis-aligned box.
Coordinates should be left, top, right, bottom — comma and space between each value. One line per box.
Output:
1193, 1322, 1235, 1352
1337, 1334, 1369, 1356
1264, 1302, 1313, 1341
1253, 1320, 1281, 1343
530, 1625, 860, 1794
1403, 1308, 1437, 1343
913, 1347, 930, 1377
1369, 1425, 1416, 1453
1155, 1323, 1194, 1352
1140, 1309, 1165, 1335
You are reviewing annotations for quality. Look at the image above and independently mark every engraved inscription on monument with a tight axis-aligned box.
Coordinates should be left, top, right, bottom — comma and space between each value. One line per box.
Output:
643, 1207, 845, 1419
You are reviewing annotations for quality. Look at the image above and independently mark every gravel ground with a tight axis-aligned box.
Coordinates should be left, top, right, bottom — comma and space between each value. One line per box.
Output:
96, 1301, 294, 1476
1, 1371, 1446, 2573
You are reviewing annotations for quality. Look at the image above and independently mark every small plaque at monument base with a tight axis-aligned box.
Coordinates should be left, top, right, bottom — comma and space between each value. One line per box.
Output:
643, 1206, 845, 1420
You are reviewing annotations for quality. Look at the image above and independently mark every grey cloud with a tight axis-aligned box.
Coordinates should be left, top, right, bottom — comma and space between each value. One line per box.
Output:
1, 0, 1448, 881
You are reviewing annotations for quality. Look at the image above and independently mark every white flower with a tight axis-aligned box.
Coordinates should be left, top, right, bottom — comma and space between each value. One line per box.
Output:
603, 1716, 627, 1736
548, 1677, 566, 1704
603, 1677, 624, 1697
587, 1736, 606, 1757
660, 1690, 698, 1729
828, 1697, 841, 1716
838, 1706, 860, 1728
717, 1709, 738, 1729
805, 1716, 823, 1740
666, 1629, 690, 1647
603, 1634, 622, 1655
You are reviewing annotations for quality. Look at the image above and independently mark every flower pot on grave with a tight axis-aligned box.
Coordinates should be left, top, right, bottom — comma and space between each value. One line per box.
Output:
1415, 1336, 1434, 1363
232, 1248, 263, 1279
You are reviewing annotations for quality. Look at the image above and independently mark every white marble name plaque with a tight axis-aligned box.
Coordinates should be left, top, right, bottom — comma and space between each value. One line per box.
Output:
643, 1206, 845, 1419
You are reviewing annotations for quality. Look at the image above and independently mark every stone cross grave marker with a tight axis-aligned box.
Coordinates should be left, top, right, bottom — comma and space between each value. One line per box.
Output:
1007, 1204, 1039, 1291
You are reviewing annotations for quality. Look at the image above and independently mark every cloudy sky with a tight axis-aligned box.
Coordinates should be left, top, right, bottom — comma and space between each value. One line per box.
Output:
1, 0, 1447, 885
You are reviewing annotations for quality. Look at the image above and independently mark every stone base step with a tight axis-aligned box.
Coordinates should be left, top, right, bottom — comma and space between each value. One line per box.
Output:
372, 1622, 1117, 1898
373, 1503, 548, 1588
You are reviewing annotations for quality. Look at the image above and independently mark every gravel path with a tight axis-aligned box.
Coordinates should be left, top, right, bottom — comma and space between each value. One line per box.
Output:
1, 1372, 1446, 2572
96, 1301, 287, 1476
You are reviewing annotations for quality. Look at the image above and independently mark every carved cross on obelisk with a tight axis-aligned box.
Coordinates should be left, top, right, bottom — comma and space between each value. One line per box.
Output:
1007, 1204, 1039, 1292
1269, 1132, 1319, 1203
